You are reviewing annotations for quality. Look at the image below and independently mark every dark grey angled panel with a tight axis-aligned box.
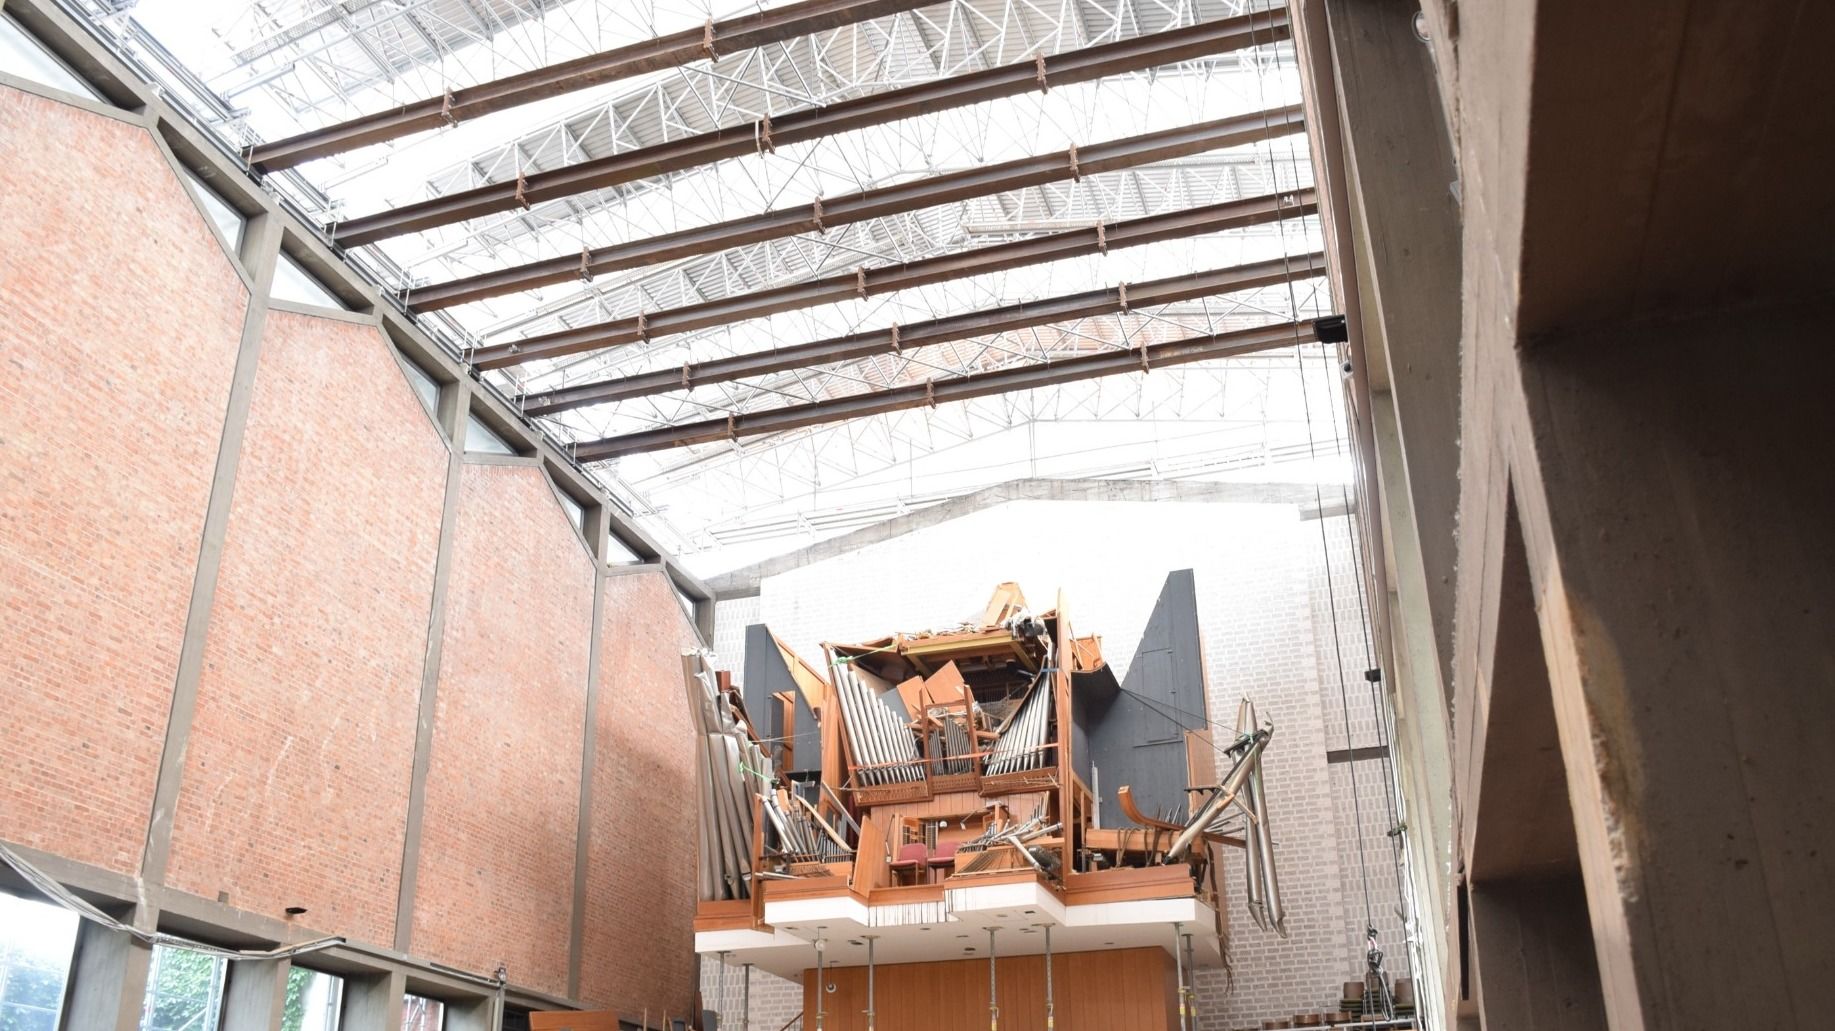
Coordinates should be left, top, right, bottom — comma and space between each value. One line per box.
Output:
1081, 569, 1210, 825
742, 623, 821, 776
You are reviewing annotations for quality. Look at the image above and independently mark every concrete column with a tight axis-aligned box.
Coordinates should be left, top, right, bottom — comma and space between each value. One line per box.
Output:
1468, 879, 1605, 1031
220, 957, 292, 1031
445, 994, 503, 1031
1512, 307, 1835, 1030
140, 210, 284, 888
393, 379, 472, 952
59, 917, 154, 1031
1323, 0, 1463, 694
343, 969, 407, 1031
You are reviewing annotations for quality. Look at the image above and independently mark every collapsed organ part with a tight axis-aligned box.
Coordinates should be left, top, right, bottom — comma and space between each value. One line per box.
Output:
683, 576, 1287, 938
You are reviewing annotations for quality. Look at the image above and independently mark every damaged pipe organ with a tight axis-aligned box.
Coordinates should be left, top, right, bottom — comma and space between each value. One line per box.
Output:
689, 574, 1290, 1007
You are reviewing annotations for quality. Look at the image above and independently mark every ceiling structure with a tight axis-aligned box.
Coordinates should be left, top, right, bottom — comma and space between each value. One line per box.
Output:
84, 0, 1346, 574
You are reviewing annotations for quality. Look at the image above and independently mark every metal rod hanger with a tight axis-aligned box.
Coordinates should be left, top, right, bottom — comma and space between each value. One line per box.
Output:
481, 187, 1317, 374
407, 108, 1306, 310
522, 250, 1325, 414
329, 10, 1293, 246
249, 0, 945, 171
572, 317, 1333, 461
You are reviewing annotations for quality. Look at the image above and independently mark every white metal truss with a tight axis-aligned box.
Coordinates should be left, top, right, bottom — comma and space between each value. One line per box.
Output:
94, 0, 1337, 567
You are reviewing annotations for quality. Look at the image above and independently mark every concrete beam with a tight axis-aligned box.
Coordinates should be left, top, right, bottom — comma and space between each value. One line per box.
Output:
1324, 0, 1462, 695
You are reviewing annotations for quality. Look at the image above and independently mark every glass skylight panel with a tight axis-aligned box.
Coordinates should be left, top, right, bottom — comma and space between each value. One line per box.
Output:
556, 487, 585, 531
400, 357, 440, 413
179, 169, 245, 251
604, 532, 641, 564
0, 15, 98, 98
464, 413, 516, 455
271, 252, 346, 310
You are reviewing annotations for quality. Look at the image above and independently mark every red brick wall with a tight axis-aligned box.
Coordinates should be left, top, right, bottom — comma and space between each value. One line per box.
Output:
580, 570, 702, 1015
163, 312, 448, 944
0, 88, 247, 874
412, 464, 594, 995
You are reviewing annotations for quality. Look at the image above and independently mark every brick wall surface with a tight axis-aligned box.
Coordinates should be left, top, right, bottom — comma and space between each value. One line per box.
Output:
701, 957, 803, 1030
580, 569, 703, 1016
411, 464, 595, 996
711, 500, 1407, 1030
164, 312, 448, 946
0, 87, 247, 874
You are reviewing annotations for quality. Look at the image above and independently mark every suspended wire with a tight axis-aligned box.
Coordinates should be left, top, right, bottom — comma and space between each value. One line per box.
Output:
1234, 6, 1394, 963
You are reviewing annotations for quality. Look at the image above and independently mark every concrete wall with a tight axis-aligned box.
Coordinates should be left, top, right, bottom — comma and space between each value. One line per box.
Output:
0, 78, 701, 1021
708, 497, 1409, 1029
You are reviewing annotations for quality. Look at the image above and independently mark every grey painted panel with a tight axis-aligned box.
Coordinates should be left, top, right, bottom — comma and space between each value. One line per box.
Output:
742, 624, 820, 776
1082, 569, 1210, 825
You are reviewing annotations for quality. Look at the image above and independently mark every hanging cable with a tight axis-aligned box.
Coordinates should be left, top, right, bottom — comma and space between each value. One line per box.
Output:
1233, 9, 1396, 1003
0, 841, 342, 962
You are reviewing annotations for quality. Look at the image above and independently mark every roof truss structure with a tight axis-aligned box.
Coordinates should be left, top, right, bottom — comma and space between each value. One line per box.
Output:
94, 0, 1341, 565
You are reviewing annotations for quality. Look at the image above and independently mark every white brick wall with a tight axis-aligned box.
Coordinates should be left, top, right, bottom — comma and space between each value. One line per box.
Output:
707, 499, 1410, 1031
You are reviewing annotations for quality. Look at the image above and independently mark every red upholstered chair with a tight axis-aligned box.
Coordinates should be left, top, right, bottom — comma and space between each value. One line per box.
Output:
927, 839, 960, 882
889, 842, 929, 883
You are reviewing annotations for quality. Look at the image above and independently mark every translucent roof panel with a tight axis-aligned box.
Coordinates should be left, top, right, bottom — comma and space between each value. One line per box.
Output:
86, 0, 1350, 573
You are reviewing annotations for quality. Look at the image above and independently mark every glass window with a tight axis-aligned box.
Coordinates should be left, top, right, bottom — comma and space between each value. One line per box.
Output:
140, 945, 226, 1031
556, 487, 585, 531
0, 14, 99, 99
0, 891, 80, 1031
400, 994, 444, 1031
603, 532, 640, 564
400, 357, 441, 413
674, 584, 700, 621
179, 169, 245, 251
463, 413, 516, 455
271, 252, 346, 310
280, 966, 343, 1031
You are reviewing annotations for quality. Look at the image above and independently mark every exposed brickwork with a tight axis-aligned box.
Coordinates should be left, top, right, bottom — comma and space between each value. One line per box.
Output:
579, 569, 704, 1016
412, 464, 595, 995
714, 499, 1404, 1030
0, 88, 247, 874
701, 958, 801, 1030
164, 312, 448, 945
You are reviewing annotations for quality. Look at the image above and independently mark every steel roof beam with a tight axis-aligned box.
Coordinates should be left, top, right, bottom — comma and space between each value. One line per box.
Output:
330, 8, 1294, 246
476, 188, 1316, 373
410, 106, 1306, 311
522, 248, 1326, 415
572, 318, 1329, 460
248, 0, 948, 171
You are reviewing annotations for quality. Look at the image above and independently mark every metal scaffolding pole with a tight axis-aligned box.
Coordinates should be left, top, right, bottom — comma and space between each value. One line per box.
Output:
1174, 922, 1189, 1031
404, 109, 1304, 308
571, 317, 1337, 461
1043, 925, 1056, 1031
987, 928, 1000, 1031
864, 935, 878, 1031
248, 0, 946, 170
330, 10, 1293, 245
520, 249, 1323, 411
814, 931, 826, 1031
